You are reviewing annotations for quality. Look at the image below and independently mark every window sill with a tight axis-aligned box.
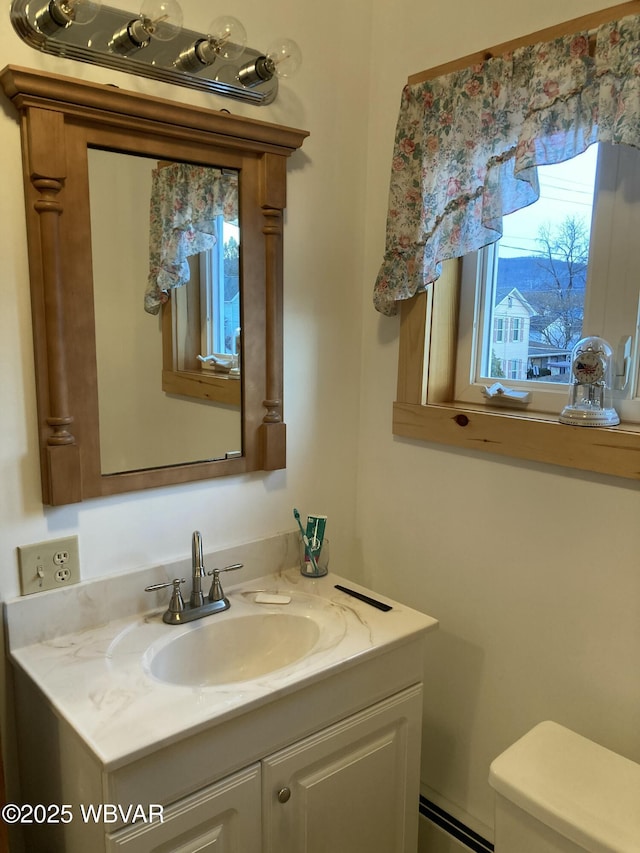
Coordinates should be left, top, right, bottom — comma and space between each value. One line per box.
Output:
393, 400, 640, 480
396, 281, 640, 481
162, 369, 241, 407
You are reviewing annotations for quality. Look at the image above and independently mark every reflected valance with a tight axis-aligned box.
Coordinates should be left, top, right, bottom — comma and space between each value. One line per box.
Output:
145, 163, 238, 315
374, 14, 640, 315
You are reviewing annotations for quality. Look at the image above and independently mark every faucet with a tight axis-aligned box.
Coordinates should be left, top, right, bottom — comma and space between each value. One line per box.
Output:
145, 530, 243, 625
191, 530, 206, 608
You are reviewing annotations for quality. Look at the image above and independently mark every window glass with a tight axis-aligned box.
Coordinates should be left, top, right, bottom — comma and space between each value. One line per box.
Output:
198, 217, 241, 368
455, 142, 640, 422
479, 146, 598, 386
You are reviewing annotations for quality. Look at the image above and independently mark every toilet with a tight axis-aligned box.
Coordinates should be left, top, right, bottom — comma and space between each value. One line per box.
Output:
489, 721, 640, 852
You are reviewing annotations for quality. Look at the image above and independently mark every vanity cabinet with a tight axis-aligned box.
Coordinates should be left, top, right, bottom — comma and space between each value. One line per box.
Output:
7, 567, 437, 853
107, 686, 422, 853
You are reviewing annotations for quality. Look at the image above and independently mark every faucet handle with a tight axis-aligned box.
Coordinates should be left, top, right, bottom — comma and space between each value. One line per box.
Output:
145, 578, 186, 615
215, 563, 243, 574
207, 563, 243, 602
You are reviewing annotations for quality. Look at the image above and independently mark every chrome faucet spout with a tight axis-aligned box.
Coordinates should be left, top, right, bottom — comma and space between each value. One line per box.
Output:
190, 530, 205, 608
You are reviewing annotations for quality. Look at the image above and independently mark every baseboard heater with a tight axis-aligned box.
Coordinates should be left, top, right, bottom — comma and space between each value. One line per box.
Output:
419, 796, 494, 853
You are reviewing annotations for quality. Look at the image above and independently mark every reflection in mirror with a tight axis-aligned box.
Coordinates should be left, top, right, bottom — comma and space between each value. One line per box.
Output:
159, 169, 242, 411
171, 233, 241, 377
88, 148, 242, 475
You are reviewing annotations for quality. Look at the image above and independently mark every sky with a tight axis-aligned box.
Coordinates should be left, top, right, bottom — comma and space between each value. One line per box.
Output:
499, 144, 598, 259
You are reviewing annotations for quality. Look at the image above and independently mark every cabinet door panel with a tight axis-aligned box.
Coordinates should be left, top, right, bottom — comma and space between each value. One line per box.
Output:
107, 764, 261, 853
262, 686, 422, 853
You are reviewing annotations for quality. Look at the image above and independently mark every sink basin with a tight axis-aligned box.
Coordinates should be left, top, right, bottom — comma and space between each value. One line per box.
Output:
144, 613, 321, 687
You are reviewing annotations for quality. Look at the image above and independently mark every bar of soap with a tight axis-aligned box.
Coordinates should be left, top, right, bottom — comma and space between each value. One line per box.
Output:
254, 592, 292, 605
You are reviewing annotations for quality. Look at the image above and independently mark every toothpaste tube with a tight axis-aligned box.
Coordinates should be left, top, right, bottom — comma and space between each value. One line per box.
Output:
305, 514, 327, 564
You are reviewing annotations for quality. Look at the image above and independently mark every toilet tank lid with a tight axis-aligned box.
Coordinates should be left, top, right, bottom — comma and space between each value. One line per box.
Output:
489, 721, 640, 853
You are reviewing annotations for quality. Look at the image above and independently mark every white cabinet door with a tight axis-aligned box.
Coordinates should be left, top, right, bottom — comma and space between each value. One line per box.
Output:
107, 764, 261, 853
262, 685, 423, 853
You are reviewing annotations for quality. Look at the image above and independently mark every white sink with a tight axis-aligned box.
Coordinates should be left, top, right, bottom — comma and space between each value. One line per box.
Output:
125, 589, 350, 688
145, 612, 321, 687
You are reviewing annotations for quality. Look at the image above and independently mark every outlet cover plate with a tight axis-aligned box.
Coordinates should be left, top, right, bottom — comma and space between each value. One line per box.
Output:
17, 536, 80, 595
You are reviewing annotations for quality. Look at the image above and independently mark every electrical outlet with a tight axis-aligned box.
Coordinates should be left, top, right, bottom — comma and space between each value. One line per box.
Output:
17, 536, 80, 595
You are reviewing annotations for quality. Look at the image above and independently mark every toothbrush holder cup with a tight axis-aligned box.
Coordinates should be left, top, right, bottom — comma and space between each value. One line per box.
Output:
299, 536, 329, 577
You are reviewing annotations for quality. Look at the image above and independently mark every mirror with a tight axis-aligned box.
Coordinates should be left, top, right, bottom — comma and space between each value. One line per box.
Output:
0, 64, 308, 504
88, 149, 242, 473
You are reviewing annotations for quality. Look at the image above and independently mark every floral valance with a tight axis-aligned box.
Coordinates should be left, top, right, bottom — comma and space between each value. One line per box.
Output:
144, 163, 238, 315
374, 14, 640, 316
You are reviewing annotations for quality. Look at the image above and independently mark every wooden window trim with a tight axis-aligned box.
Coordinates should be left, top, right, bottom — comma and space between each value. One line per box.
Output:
394, 262, 640, 480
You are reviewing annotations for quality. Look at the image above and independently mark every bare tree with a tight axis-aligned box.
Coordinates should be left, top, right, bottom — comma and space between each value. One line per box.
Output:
530, 215, 589, 348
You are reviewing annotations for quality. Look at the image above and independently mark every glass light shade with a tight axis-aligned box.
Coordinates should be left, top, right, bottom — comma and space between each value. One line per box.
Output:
559, 335, 620, 427
139, 0, 182, 41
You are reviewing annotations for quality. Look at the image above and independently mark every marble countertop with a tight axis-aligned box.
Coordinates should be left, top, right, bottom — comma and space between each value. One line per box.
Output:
7, 568, 438, 770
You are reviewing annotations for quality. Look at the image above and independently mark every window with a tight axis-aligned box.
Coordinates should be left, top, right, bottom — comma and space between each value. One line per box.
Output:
391, 9, 640, 481
394, 139, 640, 480
455, 142, 640, 423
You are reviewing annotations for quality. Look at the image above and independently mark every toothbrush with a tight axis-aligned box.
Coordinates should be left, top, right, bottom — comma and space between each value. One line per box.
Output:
293, 508, 320, 574
311, 517, 320, 550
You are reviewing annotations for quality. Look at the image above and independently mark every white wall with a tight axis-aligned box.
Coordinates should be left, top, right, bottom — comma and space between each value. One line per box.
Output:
361, 0, 640, 841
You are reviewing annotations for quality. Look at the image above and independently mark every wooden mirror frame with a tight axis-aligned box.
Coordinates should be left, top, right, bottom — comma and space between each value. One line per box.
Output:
0, 65, 308, 505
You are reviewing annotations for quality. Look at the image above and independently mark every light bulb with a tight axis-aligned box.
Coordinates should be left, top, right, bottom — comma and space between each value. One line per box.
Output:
139, 0, 182, 41
208, 16, 246, 61
265, 37, 302, 78
34, 0, 101, 35
237, 36, 301, 88
174, 14, 246, 73
108, 0, 182, 54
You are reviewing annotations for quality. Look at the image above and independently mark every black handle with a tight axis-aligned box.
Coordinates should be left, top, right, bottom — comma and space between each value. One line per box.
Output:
334, 585, 392, 612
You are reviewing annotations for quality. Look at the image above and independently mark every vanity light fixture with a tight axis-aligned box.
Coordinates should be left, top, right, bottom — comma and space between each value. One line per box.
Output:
11, 0, 301, 104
